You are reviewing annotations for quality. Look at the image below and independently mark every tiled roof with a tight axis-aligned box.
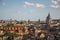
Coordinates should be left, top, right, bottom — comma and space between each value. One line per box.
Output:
0, 23, 2, 26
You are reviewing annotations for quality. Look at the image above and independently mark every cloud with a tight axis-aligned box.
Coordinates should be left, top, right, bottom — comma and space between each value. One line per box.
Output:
55, 0, 60, 1
58, 0, 60, 1
51, 0, 60, 8
24, 2, 45, 8
24, 5, 27, 8
35, 3, 45, 8
51, 0, 60, 4
2, 2, 6, 6
51, 0, 58, 4
25, 2, 34, 6
51, 5, 60, 8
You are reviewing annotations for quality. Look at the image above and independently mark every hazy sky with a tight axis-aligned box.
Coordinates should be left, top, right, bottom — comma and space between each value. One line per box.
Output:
0, 0, 60, 21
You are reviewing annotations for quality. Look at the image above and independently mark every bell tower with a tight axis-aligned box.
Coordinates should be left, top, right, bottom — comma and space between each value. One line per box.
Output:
46, 12, 52, 25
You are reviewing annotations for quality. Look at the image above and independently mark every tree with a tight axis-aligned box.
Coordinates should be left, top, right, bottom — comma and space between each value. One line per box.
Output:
4, 31, 18, 40
37, 37, 44, 40
22, 35, 27, 40
0, 34, 4, 40
4, 31, 17, 37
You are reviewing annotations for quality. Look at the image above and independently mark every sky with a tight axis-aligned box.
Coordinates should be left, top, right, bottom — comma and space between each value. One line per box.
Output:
0, 0, 60, 21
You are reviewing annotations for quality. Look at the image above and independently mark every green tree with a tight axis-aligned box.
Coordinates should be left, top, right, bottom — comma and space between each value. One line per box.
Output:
0, 34, 4, 40
22, 35, 27, 40
37, 37, 44, 40
4, 31, 17, 37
